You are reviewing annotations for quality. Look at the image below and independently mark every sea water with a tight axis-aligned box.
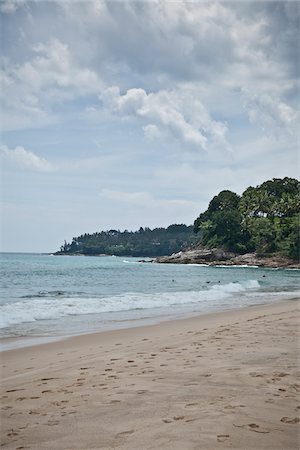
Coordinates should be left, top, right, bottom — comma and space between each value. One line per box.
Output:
0, 253, 299, 349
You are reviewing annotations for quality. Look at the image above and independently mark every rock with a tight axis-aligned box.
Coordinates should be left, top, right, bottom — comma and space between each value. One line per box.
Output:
156, 248, 300, 269
156, 248, 236, 264
138, 259, 154, 263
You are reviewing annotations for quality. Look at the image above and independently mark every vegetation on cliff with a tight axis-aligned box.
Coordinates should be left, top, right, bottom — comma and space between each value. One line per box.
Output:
194, 177, 299, 260
57, 224, 195, 257
57, 177, 299, 260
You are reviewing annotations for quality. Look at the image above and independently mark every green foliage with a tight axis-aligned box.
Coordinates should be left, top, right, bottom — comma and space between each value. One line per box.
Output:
59, 178, 299, 260
274, 214, 300, 260
194, 178, 299, 260
59, 224, 195, 257
246, 217, 276, 254
194, 190, 248, 253
239, 177, 300, 219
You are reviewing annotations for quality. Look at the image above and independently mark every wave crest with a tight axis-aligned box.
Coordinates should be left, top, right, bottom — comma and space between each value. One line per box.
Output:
0, 280, 261, 329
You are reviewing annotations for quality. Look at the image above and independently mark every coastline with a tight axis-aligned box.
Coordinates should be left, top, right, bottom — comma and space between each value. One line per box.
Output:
1, 292, 298, 352
1, 299, 299, 449
53, 250, 300, 269
156, 249, 300, 269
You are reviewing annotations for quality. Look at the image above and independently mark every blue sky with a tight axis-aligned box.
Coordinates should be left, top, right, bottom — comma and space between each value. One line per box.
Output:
1, 0, 299, 252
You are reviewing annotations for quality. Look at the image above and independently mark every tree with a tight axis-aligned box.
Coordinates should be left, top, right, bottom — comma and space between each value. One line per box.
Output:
194, 190, 247, 253
239, 177, 300, 259
194, 178, 299, 259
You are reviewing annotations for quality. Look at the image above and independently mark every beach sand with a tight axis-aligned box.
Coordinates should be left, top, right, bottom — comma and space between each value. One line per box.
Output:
1, 300, 299, 450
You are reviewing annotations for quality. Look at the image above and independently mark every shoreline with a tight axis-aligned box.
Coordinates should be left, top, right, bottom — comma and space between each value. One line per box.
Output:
1, 294, 298, 352
1, 299, 299, 449
53, 251, 300, 269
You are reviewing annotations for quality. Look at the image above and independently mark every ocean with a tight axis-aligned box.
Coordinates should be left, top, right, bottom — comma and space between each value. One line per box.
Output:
1, 253, 299, 350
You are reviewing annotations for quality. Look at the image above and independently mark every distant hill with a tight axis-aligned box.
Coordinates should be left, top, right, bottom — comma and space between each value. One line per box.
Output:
57, 177, 299, 261
56, 224, 196, 257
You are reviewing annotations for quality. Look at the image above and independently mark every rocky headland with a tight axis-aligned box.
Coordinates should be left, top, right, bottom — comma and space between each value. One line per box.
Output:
156, 248, 300, 269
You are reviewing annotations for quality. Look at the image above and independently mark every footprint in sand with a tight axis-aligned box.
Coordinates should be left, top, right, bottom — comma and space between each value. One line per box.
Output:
47, 420, 60, 426
233, 423, 270, 433
6, 389, 25, 393
217, 434, 230, 442
7, 430, 19, 437
280, 417, 299, 424
163, 416, 185, 423
116, 429, 135, 437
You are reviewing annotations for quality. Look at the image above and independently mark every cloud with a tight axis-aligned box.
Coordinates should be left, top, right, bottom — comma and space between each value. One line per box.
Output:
59, 2, 239, 83
0, 0, 24, 14
99, 189, 200, 227
0, 145, 53, 172
58, 1, 298, 141
58, 1, 297, 88
2, 1, 298, 142
242, 90, 298, 137
101, 86, 229, 151
1, 38, 103, 130
100, 188, 199, 211
142, 124, 162, 141
27, 39, 103, 95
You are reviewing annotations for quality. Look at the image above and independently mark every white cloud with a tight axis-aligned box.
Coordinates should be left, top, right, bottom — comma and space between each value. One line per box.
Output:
58, 1, 298, 142
1, 38, 103, 130
242, 90, 298, 137
143, 124, 162, 141
0, 145, 53, 172
27, 39, 102, 95
101, 86, 229, 151
2, 1, 298, 142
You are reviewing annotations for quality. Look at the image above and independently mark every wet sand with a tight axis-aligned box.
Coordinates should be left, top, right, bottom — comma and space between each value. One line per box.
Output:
1, 300, 299, 449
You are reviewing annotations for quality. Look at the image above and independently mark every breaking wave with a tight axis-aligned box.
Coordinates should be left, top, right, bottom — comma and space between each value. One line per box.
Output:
0, 280, 260, 328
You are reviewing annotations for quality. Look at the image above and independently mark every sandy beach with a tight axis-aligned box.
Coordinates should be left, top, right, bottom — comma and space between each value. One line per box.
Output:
1, 300, 299, 450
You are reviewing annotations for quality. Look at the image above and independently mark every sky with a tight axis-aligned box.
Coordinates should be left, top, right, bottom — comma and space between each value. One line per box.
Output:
0, 0, 299, 253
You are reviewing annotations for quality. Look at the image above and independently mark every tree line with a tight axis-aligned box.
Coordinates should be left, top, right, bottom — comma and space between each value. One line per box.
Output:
58, 177, 299, 260
58, 224, 196, 257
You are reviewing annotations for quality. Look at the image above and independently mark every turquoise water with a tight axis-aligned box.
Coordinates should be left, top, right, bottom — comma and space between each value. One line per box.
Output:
0, 253, 299, 347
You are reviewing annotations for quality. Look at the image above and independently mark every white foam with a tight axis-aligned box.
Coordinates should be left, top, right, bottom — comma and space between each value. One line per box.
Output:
214, 264, 260, 269
0, 280, 261, 329
187, 263, 209, 267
